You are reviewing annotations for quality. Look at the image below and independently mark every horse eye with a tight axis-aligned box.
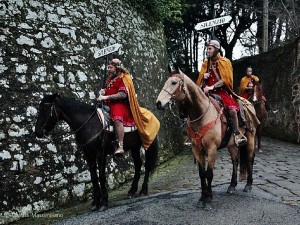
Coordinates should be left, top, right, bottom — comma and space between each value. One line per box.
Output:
171, 80, 177, 85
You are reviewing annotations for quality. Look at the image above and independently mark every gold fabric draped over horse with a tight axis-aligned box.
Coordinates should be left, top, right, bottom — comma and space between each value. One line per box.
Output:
156, 65, 260, 209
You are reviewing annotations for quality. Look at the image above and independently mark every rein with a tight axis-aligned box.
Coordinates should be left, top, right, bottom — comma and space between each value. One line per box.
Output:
168, 103, 187, 127
165, 73, 211, 124
41, 103, 58, 130
41, 102, 102, 146
187, 100, 211, 123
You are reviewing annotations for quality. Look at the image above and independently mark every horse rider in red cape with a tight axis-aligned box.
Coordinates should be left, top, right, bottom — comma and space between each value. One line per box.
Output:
239, 67, 278, 114
97, 58, 160, 155
196, 40, 247, 147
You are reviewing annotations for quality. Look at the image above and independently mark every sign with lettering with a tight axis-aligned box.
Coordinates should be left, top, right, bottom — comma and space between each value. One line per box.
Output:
195, 16, 232, 31
94, 43, 122, 59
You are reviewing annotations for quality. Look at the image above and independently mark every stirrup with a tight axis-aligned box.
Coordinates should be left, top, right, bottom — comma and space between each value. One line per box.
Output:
234, 133, 247, 147
114, 142, 124, 156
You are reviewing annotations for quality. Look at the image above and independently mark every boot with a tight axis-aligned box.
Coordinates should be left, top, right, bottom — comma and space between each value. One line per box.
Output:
114, 141, 124, 156
229, 109, 247, 147
233, 131, 247, 147
114, 120, 125, 156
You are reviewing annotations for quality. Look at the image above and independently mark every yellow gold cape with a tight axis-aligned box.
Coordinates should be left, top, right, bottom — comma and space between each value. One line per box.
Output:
239, 75, 259, 96
196, 53, 233, 89
120, 72, 160, 150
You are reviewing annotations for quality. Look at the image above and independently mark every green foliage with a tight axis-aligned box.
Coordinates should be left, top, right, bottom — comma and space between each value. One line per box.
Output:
126, 0, 185, 24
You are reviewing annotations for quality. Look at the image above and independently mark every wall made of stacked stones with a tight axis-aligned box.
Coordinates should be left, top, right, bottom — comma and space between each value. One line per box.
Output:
0, 1, 183, 224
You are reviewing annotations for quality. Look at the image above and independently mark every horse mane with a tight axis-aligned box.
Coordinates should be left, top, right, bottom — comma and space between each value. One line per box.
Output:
58, 95, 95, 113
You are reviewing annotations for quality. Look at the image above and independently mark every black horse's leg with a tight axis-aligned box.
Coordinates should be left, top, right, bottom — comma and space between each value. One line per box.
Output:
140, 167, 149, 196
128, 146, 142, 198
227, 146, 238, 194
87, 157, 101, 211
140, 138, 158, 196
98, 153, 108, 211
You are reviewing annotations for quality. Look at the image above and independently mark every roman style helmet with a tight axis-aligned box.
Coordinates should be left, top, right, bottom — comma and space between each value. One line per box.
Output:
207, 40, 220, 49
108, 58, 121, 68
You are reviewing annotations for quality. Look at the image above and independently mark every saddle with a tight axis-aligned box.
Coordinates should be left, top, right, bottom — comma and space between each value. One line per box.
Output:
210, 94, 260, 149
96, 106, 137, 133
209, 94, 232, 149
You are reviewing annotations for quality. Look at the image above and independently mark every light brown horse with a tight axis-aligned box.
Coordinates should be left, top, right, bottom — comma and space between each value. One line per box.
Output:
156, 66, 257, 209
252, 81, 267, 152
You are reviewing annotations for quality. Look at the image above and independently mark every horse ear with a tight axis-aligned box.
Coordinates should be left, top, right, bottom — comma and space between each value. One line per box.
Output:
173, 63, 180, 73
53, 93, 60, 99
168, 64, 172, 73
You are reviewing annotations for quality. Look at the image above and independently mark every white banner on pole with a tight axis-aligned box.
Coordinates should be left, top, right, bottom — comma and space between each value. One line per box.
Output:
93, 43, 122, 59
195, 16, 232, 31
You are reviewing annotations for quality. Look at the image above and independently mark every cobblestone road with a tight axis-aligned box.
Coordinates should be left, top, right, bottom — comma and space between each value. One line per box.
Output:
16, 137, 300, 225
145, 136, 300, 207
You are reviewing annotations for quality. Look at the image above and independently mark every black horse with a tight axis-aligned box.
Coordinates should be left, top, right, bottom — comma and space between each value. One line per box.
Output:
35, 93, 158, 211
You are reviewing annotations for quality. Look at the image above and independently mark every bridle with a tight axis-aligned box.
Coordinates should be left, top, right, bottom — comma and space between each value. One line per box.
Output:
39, 101, 100, 146
162, 74, 186, 99
162, 73, 211, 124
40, 102, 59, 131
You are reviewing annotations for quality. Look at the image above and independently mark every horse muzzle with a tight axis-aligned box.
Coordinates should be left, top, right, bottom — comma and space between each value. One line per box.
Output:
156, 100, 168, 110
35, 127, 45, 138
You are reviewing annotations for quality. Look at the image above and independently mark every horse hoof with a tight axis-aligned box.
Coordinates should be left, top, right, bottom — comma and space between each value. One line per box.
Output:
127, 193, 135, 199
139, 189, 148, 196
98, 205, 108, 212
90, 205, 99, 211
202, 202, 213, 210
139, 192, 148, 197
227, 186, 236, 194
243, 185, 252, 192
196, 200, 203, 208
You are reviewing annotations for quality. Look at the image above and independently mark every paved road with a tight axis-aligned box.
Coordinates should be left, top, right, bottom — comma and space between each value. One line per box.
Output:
20, 137, 300, 225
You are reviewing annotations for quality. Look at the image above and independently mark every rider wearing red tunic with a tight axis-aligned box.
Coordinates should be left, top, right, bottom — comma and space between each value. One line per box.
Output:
196, 40, 247, 147
239, 67, 277, 114
239, 67, 259, 100
98, 58, 160, 155
104, 75, 135, 127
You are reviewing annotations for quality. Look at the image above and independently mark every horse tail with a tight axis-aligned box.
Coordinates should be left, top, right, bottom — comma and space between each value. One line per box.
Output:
145, 136, 158, 173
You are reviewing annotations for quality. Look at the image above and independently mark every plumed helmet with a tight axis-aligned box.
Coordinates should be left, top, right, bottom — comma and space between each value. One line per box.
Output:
207, 40, 220, 49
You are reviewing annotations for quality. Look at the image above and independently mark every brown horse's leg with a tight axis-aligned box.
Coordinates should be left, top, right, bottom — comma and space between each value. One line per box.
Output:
256, 124, 263, 152
244, 139, 255, 192
245, 153, 254, 191
206, 149, 217, 203
239, 146, 247, 181
227, 146, 238, 193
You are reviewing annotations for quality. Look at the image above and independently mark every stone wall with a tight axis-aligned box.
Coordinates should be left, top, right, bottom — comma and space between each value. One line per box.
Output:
0, 0, 183, 224
233, 37, 300, 143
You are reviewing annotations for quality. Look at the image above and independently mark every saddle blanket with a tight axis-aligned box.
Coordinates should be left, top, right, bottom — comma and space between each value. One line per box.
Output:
97, 108, 137, 133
